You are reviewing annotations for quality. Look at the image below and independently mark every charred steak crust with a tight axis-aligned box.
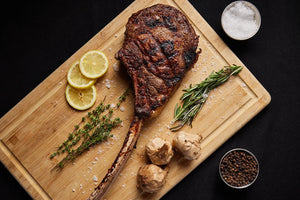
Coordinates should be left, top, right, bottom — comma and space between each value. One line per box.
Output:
116, 4, 199, 119
89, 5, 200, 199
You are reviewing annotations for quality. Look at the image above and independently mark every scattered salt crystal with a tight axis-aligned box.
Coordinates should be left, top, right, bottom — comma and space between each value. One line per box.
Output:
92, 161, 96, 165
104, 79, 111, 89
113, 63, 119, 71
241, 82, 247, 88
122, 184, 126, 188
111, 103, 116, 108
93, 175, 98, 182
120, 106, 125, 112
72, 188, 75, 192
108, 47, 112, 51
82, 191, 85, 194
94, 182, 98, 185
95, 157, 99, 161
114, 34, 118, 38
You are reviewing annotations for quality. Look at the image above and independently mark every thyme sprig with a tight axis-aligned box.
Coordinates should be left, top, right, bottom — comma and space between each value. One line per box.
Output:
50, 89, 129, 169
170, 65, 243, 131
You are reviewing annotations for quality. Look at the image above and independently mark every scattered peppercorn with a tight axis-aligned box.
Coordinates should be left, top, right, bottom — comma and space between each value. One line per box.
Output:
219, 149, 259, 188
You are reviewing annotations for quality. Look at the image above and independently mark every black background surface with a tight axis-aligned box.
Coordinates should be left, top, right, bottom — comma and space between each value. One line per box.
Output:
1, 0, 299, 199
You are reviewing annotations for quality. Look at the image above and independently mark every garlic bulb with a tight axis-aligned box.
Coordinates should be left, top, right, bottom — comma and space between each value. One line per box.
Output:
146, 137, 173, 165
173, 131, 202, 160
137, 164, 168, 193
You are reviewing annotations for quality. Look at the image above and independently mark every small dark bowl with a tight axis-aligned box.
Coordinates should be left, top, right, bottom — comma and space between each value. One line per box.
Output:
219, 148, 259, 189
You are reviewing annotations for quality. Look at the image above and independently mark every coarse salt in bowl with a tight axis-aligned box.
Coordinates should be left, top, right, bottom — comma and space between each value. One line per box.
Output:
221, 1, 261, 40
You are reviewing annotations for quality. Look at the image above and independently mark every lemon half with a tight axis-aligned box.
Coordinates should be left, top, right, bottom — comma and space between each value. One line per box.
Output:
67, 61, 96, 89
79, 50, 108, 79
65, 84, 97, 110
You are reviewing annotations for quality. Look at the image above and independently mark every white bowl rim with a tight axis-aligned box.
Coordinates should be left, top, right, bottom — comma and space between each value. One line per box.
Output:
221, 1, 261, 40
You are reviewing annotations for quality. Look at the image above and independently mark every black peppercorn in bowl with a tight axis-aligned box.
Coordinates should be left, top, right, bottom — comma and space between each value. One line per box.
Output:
219, 148, 259, 189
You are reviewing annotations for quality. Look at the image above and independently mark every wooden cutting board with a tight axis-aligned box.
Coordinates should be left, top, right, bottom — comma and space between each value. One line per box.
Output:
0, 0, 271, 199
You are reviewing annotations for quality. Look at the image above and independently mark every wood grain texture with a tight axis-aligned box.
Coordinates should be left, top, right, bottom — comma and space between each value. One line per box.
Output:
0, 0, 270, 199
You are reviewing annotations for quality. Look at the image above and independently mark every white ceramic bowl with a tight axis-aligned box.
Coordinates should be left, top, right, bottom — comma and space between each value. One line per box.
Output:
221, 1, 261, 40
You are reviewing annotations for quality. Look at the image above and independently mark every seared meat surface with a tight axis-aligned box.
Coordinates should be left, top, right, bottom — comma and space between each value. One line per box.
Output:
117, 4, 199, 118
88, 4, 199, 199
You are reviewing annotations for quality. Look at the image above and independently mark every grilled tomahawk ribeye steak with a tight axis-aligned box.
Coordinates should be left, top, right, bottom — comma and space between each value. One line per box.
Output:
88, 4, 199, 199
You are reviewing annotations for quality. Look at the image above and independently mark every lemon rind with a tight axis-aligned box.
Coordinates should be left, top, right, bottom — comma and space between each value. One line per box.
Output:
67, 61, 96, 89
79, 50, 109, 79
65, 84, 97, 110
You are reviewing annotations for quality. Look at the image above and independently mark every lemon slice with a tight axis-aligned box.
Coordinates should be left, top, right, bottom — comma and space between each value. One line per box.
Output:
65, 84, 97, 110
67, 61, 96, 89
79, 50, 109, 79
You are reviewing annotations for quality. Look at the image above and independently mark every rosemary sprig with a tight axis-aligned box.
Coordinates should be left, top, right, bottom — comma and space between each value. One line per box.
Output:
50, 89, 129, 169
170, 65, 243, 131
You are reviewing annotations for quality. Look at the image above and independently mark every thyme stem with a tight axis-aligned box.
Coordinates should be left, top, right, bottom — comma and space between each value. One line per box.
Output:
50, 89, 129, 169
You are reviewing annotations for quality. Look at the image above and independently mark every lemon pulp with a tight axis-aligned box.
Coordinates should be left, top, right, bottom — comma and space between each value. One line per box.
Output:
79, 50, 108, 79
65, 84, 96, 110
67, 61, 96, 89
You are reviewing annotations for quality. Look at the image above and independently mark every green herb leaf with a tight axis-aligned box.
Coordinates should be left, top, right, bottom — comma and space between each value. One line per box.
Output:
170, 65, 243, 131
50, 88, 129, 169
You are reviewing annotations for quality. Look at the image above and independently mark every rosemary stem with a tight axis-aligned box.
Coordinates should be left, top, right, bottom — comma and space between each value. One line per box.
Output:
170, 65, 242, 131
